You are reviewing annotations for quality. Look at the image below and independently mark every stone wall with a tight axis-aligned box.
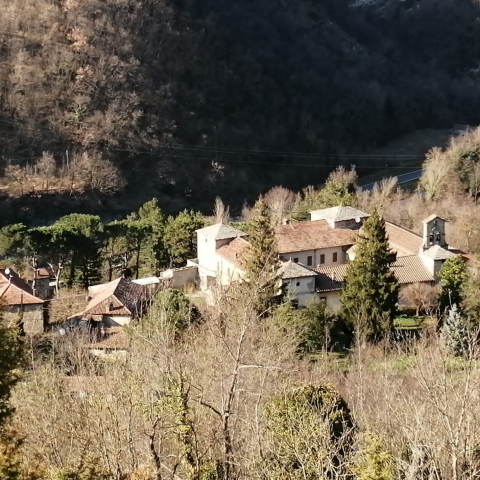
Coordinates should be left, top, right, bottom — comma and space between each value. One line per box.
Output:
3, 305, 44, 335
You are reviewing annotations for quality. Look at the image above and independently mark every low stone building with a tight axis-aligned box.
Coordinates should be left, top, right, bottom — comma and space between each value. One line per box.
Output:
70, 277, 146, 327
0, 268, 45, 334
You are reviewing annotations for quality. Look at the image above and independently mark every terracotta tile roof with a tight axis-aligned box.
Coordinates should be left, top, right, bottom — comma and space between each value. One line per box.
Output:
393, 256, 436, 284
0, 269, 44, 305
24, 267, 53, 281
274, 220, 357, 254
315, 265, 348, 292
279, 261, 317, 279
385, 222, 423, 257
72, 278, 144, 319
216, 237, 249, 268
197, 224, 246, 240
315, 255, 435, 292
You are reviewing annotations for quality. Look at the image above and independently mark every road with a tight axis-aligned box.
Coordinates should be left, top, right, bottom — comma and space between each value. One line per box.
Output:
360, 169, 423, 191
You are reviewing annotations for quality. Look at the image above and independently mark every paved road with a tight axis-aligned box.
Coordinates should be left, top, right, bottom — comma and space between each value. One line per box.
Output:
360, 169, 423, 191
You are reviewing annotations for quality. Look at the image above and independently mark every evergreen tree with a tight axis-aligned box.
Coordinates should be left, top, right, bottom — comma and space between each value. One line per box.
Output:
243, 198, 279, 312
441, 304, 469, 357
291, 167, 357, 221
341, 210, 399, 342
163, 210, 205, 267
438, 256, 467, 311
136, 198, 167, 273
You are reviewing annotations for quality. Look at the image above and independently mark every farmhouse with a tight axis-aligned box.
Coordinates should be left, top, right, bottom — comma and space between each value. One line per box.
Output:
69, 277, 145, 327
192, 206, 463, 310
0, 268, 45, 334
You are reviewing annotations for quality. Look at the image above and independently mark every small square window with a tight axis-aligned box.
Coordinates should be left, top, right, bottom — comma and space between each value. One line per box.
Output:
320, 254, 325, 264
307, 256, 313, 266
293, 258, 299, 263
333, 252, 338, 262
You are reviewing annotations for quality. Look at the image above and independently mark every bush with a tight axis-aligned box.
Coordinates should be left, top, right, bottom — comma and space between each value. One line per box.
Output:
263, 384, 355, 479
152, 289, 201, 334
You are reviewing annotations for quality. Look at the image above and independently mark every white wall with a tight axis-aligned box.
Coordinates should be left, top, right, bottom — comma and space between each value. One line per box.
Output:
283, 246, 346, 268
197, 233, 218, 275
316, 291, 342, 311
282, 277, 317, 307
103, 315, 132, 327
217, 256, 245, 286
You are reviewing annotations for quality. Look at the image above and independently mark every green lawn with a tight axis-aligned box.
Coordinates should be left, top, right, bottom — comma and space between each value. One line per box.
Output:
394, 315, 435, 330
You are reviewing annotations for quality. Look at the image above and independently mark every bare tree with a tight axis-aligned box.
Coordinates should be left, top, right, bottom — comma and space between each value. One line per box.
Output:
67, 151, 125, 195
4, 164, 26, 194
35, 151, 57, 191
420, 148, 457, 202
264, 186, 296, 226
399, 283, 440, 315
212, 196, 230, 224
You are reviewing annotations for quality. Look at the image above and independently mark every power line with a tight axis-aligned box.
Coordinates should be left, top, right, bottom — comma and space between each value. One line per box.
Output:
0, 117, 424, 168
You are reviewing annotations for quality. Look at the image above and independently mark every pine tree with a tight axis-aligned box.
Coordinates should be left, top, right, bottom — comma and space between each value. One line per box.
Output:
341, 210, 399, 342
243, 198, 279, 312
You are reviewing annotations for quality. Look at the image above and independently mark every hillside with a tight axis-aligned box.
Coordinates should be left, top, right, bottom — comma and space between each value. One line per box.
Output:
1, 0, 480, 223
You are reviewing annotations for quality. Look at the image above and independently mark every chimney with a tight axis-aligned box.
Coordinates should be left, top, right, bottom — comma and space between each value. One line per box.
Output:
331, 272, 336, 281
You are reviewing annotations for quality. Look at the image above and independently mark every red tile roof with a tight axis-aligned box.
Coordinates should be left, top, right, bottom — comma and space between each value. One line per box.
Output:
0, 269, 44, 305
216, 237, 249, 268
71, 278, 144, 319
274, 220, 357, 254
315, 255, 435, 292
385, 222, 423, 257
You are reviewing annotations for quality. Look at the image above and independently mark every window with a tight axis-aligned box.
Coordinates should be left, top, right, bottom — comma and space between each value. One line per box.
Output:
296, 281, 301, 287
333, 252, 338, 262
205, 237, 208, 242
320, 254, 325, 264
293, 258, 299, 263
307, 255, 313, 266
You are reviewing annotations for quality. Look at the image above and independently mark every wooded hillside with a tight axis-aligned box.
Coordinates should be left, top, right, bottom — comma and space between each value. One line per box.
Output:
1, 0, 480, 221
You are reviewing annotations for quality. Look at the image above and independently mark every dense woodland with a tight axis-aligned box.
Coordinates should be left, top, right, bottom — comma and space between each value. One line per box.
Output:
2, 0, 480, 221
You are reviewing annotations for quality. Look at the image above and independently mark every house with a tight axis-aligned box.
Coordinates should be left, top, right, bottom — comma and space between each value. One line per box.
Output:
189, 224, 248, 289
192, 206, 464, 311
278, 261, 318, 307
69, 277, 145, 327
0, 268, 44, 334
25, 267, 54, 300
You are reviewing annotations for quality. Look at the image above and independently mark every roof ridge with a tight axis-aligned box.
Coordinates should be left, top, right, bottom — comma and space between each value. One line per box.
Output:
385, 221, 422, 238
111, 293, 132, 315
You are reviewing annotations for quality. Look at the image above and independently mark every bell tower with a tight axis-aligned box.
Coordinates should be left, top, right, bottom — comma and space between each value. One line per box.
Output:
422, 215, 447, 251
